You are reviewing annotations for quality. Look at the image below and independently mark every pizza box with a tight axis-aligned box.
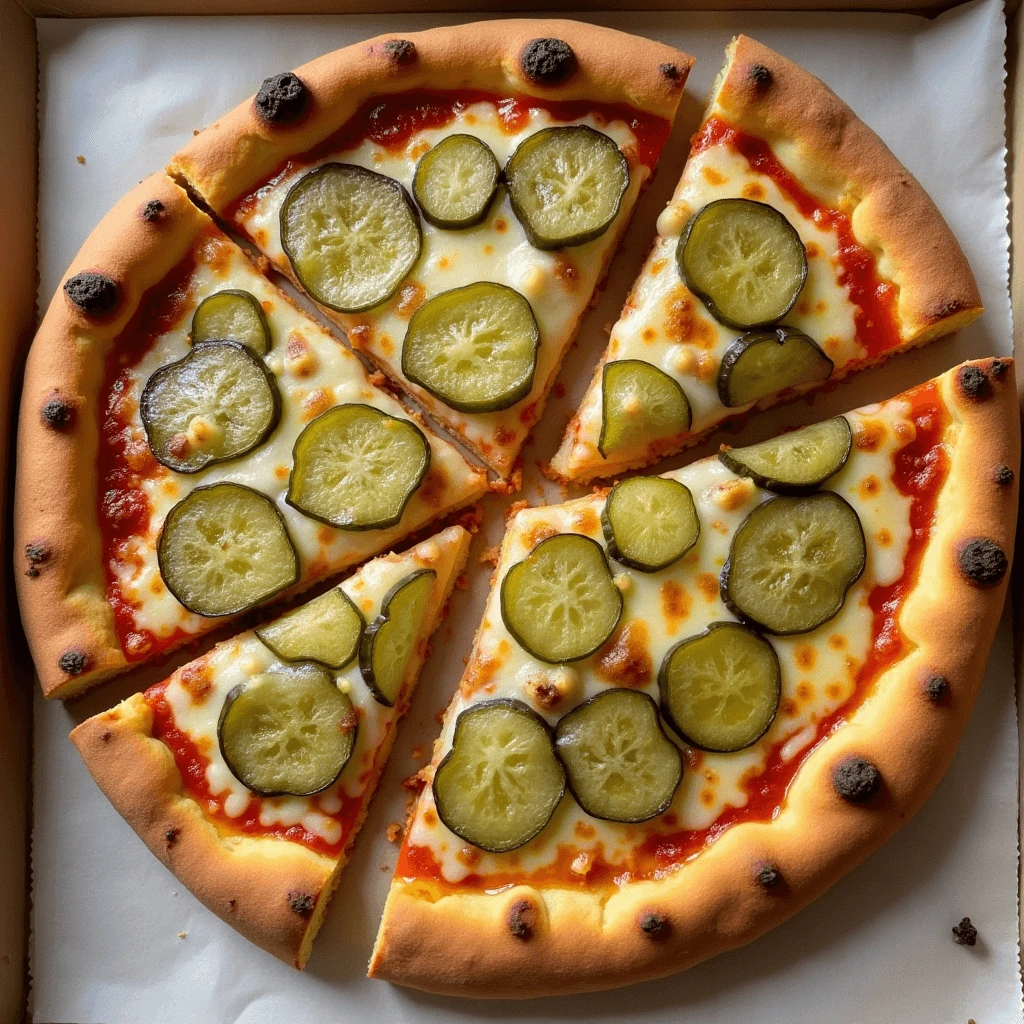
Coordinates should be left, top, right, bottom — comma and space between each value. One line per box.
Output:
0, 1, 1020, 1021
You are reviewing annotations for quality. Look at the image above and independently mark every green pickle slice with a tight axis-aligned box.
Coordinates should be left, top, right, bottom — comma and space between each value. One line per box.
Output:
412, 134, 500, 229
501, 533, 622, 663
158, 483, 299, 617
280, 163, 422, 312
433, 699, 566, 853
191, 290, 271, 355
659, 622, 781, 752
722, 492, 866, 635
218, 663, 357, 797
359, 569, 436, 707
140, 341, 280, 474
599, 360, 692, 458
505, 126, 629, 249
720, 417, 852, 494
602, 476, 700, 572
678, 199, 807, 330
402, 282, 540, 413
718, 327, 834, 408
287, 404, 430, 530
555, 688, 682, 823
256, 588, 364, 669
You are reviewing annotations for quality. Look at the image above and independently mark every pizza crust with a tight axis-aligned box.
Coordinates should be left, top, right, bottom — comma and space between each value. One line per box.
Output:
369, 358, 1018, 997
168, 20, 694, 214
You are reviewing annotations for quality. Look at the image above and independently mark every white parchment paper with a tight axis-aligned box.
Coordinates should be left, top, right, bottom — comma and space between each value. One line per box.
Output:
29, 3, 1021, 1021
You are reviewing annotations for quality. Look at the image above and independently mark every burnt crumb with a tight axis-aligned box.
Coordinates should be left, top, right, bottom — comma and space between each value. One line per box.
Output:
749, 63, 773, 88
756, 863, 782, 890
41, 397, 74, 430
925, 674, 950, 705
507, 899, 538, 940
639, 911, 671, 940
659, 62, 682, 82
952, 917, 977, 946
991, 358, 1009, 378
254, 72, 309, 125
58, 649, 88, 676
26, 542, 51, 564
957, 365, 990, 401
520, 38, 577, 86
994, 464, 1015, 487
164, 827, 180, 848
831, 755, 881, 804
288, 891, 315, 917
381, 39, 416, 65
64, 272, 118, 317
140, 199, 166, 224
958, 538, 1008, 587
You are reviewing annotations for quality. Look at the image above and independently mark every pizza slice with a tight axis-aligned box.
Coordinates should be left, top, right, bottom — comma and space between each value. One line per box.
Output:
16, 174, 486, 699
168, 20, 694, 477
71, 525, 469, 968
551, 35, 983, 482
371, 358, 1017, 997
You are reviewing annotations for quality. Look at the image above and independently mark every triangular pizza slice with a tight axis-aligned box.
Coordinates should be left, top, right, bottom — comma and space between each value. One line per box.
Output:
371, 359, 1016, 997
551, 35, 982, 482
169, 20, 694, 477
16, 174, 486, 699
71, 525, 470, 968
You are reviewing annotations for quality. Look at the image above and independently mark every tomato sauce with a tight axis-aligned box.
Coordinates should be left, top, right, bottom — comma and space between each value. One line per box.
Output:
397, 381, 949, 889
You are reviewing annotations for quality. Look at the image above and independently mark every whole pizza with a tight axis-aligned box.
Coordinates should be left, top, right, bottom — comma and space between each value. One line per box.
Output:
17, 18, 1019, 998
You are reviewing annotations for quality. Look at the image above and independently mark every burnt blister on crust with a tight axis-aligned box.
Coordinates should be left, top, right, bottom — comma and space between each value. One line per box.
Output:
659, 62, 682, 83
58, 648, 89, 676
520, 38, 578, 86
288, 891, 315, 917
64, 272, 118, 317
254, 72, 309, 125
164, 827, 180, 849
507, 898, 538, 940
41, 396, 74, 430
990, 357, 1009, 378
749, 63, 773, 89
140, 199, 167, 224
952, 916, 978, 946
831, 755, 881, 804
958, 538, 1008, 587
25, 540, 51, 579
381, 39, 417, 65
994, 464, 1015, 487
639, 911, 671, 940
756, 863, 782, 890
956, 364, 990, 401
924, 674, 950, 705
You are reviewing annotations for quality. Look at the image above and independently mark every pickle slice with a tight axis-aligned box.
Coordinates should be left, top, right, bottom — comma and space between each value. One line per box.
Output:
433, 699, 565, 853
287, 404, 430, 530
718, 327, 833, 408
505, 126, 629, 249
602, 476, 700, 573
555, 689, 682, 823
722, 492, 866, 635
140, 341, 280, 474
158, 483, 299, 617
678, 199, 807, 330
720, 417, 852, 494
359, 569, 436, 707
280, 163, 422, 313
412, 134, 500, 229
402, 282, 539, 413
256, 587, 364, 669
659, 622, 780, 752
501, 534, 622, 664
599, 360, 692, 458
218, 663, 357, 797
191, 290, 271, 355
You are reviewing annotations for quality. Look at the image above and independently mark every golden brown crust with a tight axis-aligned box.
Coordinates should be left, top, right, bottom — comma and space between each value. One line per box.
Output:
14, 175, 210, 699
370, 359, 1018, 997
168, 20, 693, 213
72, 526, 472, 969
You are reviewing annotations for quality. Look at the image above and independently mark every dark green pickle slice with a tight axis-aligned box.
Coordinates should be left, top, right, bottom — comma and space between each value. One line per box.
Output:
412, 134, 500, 229
191, 290, 271, 355
718, 327, 833, 408
256, 587, 364, 670
599, 360, 692, 459
602, 476, 700, 572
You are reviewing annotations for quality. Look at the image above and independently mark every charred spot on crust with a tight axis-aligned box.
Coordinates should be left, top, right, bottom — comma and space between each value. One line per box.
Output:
831, 755, 881, 804
756, 863, 782, 890
41, 397, 74, 430
520, 38, 577, 86
958, 538, 1008, 587
507, 898, 538, 940
140, 199, 166, 224
659, 62, 682, 82
994, 464, 1015, 487
255, 72, 309, 125
381, 39, 416, 65
58, 648, 88, 676
639, 911, 671, 940
26, 542, 51, 565
64, 272, 118, 316
288, 891, 315, 917
227, 898, 237, 911
957, 365, 990, 401
924, 674, 950, 705
952, 917, 978, 946
25, 567, 39, 578
749, 63, 773, 89
991, 358, 1009, 378
164, 827, 180, 848
100, 729, 112, 743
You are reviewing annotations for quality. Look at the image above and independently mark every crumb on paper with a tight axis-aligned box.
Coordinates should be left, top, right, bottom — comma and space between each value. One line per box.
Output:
552, 382, 566, 399
489, 465, 523, 495
381, 864, 390, 872
386, 822, 402, 843
411, 745, 424, 760
952, 917, 978, 946
178, 931, 186, 939
478, 545, 500, 567
76, 155, 85, 164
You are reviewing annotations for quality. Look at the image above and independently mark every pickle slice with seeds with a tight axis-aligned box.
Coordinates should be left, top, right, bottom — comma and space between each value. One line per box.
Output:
287, 404, 430, 530
402, 282, 540, 413
281, 163, 422, 313
602, 475, 700, 573
158, 482, 299, 617
256, 587, 364, 670
505, 126, 629, 249
659, 622, 780, 752
718, 327, 833, 409
555, 688, 682, 823
433, 699, 565, 853
218, 663, 357, 797
191, 290, 271, 355
599, 360, 692, 458
413, 134, 500, 229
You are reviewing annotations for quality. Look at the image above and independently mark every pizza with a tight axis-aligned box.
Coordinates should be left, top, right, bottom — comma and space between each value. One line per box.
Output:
370, 358, 1018, 997
15, 174, 486, 699
167, 20, 693, 477
71, 525, 469, 968
551, 35, 983, 482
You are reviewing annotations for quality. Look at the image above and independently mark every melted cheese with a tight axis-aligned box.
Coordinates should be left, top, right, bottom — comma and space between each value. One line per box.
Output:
408, 397, 916, 881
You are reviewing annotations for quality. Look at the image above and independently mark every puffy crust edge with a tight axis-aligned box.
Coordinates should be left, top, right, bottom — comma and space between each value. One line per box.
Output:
167, 19, 692, 213
369, 358, 1018, 997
